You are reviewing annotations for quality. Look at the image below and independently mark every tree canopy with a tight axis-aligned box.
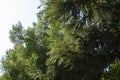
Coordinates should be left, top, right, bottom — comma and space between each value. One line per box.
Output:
0, 0, 120, 80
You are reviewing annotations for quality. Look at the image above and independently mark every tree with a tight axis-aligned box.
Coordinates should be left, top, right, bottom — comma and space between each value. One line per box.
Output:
1, 0, 120, 80
9, 21, 25, 44
1, 20, 49, 80
43, 0, 120, 80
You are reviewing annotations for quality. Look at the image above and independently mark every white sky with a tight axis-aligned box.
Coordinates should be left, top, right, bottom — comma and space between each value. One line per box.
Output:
0, 0, 40, 74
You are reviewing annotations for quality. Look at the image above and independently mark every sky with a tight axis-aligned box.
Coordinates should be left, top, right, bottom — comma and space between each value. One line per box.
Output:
0, 0, 40, 74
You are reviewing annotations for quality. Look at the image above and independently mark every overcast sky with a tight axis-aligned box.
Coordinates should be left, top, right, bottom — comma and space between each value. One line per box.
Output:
0, 0, 40, 74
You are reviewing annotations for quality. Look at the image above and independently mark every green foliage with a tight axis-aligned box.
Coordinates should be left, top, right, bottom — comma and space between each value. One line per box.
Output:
0, 75, 8, 80
3, 44, 31, 80
1, 0, 120, 80
43, 0, 120, 80
101, 58, 120, 80
108, 59, 120, 80
9, 21, 25, 44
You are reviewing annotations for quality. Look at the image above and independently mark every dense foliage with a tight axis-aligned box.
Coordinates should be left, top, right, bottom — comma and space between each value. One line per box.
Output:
0, 0, 120, 80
